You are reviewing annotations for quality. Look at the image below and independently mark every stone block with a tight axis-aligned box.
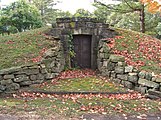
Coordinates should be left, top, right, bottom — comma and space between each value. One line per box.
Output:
138, 71, 146, 79
113, 78, 122, 84
110, 71, 116, 78
45, 73, 57, 80
138, 78, 159, 88
36, 74, 45, 80
101, 71, 110, 77
32, 80, 44, 84
104, 53, 110, 59
125, 66, 133, 73
117, 74, 128, 80
107, 62, 116, 71
0, 85, 6, 91
103, 61, 108, 67
156, 78, 161, 83
1, 79, 13, 85
115, 67, 124, 74
109, 55, 125, 63
128, 73, 138, 84
121, 81, 134, 89
14, 75, 29, 82
30, 75, 37, 81
20, 81, 32, 86
139, 86, 148, 94
23, 68, 40, 75
148, 90, 161, 98
117, 62, 125, 67
4, 74, 14, 79
0, 67, 21, 74
145, 72, 152, 81
6, 83, 20, 91
0, 75, 3, 80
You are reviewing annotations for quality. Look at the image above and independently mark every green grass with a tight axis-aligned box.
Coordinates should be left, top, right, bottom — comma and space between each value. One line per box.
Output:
113, 28, 161, 74
0, 96, 160, 117
30, 77, 127, 92
0, 27, 53, 69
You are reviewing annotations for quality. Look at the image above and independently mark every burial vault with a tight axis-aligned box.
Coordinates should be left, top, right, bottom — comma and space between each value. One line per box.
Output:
49, 17, 116, 69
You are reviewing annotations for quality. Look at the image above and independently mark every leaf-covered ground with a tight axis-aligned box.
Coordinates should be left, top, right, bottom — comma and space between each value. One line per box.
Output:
110, 28, 161, 74
29, 69, 126, 92
0, 27, 53, 69
0, 69, 161, 119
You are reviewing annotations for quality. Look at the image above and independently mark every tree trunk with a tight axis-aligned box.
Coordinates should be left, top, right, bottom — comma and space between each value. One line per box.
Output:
140, 4, 145, 33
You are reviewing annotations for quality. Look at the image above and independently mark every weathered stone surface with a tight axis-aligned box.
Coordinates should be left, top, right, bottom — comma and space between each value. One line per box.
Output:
148, 90, 161, 98
6, 83, 20, 91
36, 74, 45, 80
145, 72, 152, 81
0, 67, 21, 74
152, 77, 157, 82
138, 78, 159, 88
101, 71, 110, 77
103, 61, 108, 67
30, 75, 37, 81
117, 62, 125, 67
14, 75, 29, 82
1, 79, 13, 85
109, 55, 125, 63
139, 86, 147, 94
138, 71, 146, 79
121, 81, 134, 89
20, 81, 32, 86
0, 75, 3, 80
43, 47, 59, 58
40, 68, 48, 74
115, 67, 124, 74
113, 78, 121, 84
23, 68, 40, 75
32, 80, 43, 84
107, 62, 116, 71
117, 74, 128, 80
4, 75, 14, 79
128, 73, 138, 84
45, 73, 57, 80
125, 66, 133, 73
156, 78, 161, 83
0, 85, 6, 91
110, 71, 116, 78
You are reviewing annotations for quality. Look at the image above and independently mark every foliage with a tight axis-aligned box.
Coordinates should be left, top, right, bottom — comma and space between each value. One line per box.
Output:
0, 0, 42, 32
140, 0, 161, 13
0, 27, 53, 69
73, 9, 93, 17
108, 28, 161, 74
32, 0, 59, 23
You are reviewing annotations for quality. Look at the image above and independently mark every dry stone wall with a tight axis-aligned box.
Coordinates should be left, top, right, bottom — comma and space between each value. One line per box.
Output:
0, 41, 65, 93
98, 39, 161, 99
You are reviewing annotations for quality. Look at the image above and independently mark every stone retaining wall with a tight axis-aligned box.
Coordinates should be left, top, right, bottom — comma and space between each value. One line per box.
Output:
97, 39, 161, 98
0, 40, 65, 93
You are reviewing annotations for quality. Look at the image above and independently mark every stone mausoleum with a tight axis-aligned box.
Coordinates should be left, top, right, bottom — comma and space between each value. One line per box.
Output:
49, 17, 116, 69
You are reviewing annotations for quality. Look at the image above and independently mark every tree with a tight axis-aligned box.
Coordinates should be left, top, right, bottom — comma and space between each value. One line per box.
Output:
31, 0, 58, 23
0, 0, 42, 32
140, 0, 161, 13
74, 9, 93, 17
94, 0, 146, 33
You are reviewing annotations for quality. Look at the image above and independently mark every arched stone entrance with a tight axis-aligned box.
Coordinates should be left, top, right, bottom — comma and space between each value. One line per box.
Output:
49, 17, 116, 69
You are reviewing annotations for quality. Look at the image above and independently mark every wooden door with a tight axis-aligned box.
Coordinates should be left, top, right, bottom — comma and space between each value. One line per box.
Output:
72, 35, 91, 68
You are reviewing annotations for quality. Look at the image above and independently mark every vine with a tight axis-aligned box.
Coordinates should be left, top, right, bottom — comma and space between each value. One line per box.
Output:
66, 33, 75, 69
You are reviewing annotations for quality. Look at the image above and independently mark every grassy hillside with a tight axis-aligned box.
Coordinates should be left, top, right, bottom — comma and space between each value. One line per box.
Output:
0, 27, 53, 69
111, 28, 161, 74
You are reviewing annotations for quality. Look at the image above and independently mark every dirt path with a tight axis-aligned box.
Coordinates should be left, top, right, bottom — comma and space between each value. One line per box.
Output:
1, 113, 161, 120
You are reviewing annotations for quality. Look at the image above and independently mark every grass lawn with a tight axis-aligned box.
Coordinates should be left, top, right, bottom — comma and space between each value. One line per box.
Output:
0, 76, 161, 118
30, 77, 127, 92
0, 27, 53, 69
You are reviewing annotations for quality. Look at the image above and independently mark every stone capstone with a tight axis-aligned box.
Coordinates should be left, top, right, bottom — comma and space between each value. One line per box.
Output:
138, 78, 159, 88
109, 55, 125, 63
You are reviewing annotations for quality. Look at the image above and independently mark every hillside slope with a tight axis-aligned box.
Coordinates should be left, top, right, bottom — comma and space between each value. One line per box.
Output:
0, 27, 53, 69
111, 28, 161, 74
